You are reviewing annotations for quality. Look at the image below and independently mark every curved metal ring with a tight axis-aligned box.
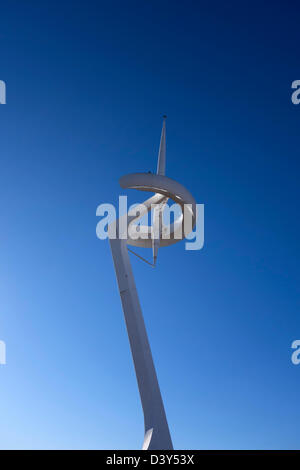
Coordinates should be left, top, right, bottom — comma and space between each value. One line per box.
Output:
119, 173, 197, 248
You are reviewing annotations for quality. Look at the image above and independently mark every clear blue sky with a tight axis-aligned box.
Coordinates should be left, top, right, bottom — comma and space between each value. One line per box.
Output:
0, 1, 299, 449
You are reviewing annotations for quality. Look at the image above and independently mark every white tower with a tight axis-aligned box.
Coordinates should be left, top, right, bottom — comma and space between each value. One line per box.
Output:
109, 117, 196, 449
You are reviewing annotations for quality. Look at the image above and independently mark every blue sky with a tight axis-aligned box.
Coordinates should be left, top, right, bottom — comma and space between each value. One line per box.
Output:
0, 1, 299, 449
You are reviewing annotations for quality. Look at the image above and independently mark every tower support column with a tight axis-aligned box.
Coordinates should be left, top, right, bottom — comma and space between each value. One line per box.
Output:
109, 238, 173, 450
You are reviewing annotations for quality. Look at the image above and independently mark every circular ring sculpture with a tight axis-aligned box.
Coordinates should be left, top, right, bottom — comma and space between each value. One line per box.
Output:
120, 172, 197, 249
108, 118, 196, 450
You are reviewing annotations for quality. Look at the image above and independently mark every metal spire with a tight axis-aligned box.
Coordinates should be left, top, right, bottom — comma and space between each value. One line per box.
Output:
153, 116, 168, 265
156, 115, 167, 175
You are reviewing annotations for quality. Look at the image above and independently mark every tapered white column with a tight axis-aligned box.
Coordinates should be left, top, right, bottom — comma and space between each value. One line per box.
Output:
109, 237, 173, 450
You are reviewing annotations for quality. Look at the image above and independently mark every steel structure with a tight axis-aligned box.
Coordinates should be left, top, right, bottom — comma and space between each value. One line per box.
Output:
109, 118, 196, 449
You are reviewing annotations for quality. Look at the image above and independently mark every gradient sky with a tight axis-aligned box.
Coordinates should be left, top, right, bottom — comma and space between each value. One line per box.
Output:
1, 1, 299, 449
